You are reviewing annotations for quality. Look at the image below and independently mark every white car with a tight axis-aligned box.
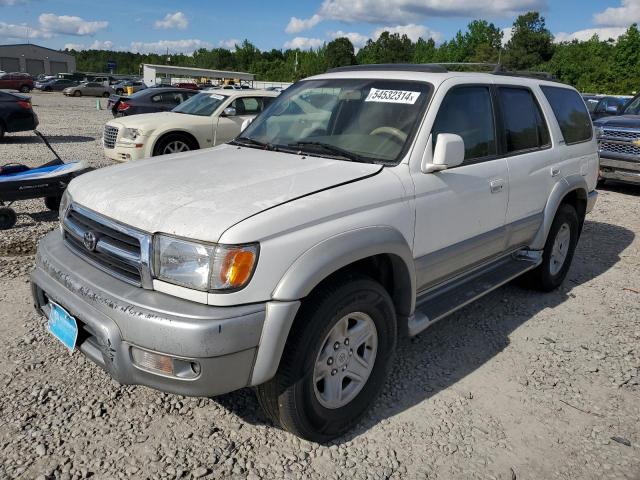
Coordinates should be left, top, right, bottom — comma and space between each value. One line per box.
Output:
34, 64, 598, 441
102, 89, 278, 162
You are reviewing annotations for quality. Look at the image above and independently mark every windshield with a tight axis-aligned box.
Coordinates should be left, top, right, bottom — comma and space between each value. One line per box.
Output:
239, 79, 432, 164
172, 91, 227, 116
623, 95, 640, 115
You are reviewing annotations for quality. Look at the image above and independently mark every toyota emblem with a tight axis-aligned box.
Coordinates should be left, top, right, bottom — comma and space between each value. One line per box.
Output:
83, 231, 98, 251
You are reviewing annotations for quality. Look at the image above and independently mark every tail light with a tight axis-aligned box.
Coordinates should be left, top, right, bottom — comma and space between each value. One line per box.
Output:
117, 102, 130, 111
16, 100, 32, 109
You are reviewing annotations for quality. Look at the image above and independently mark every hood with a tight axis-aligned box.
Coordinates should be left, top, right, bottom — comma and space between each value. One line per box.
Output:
109, 112, 199, 131
68, 144, 382, 242
593, 114, 640, 128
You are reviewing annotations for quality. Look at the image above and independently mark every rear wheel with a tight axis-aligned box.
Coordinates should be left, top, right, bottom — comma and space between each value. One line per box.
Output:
102, 92, 110, 98
153, 134, 197, 156
19, 85, 30, 93
256, 275, 397, 442
525, 203, 579, 291
0, 207, 17, 230
0, 123, 5, 140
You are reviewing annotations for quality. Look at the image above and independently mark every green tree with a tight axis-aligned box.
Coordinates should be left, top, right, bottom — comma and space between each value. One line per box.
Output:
504, 11, 554, 70
325, 37, 356, 68
356, 31, 414, 64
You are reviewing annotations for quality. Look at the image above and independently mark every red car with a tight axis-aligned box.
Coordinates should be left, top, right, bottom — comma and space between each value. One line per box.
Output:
0, 72, 34, 93
173, 82, 199, 90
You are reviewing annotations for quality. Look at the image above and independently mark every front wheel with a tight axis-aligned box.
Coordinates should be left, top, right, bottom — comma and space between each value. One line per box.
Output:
525, 203, 579, 291
19, 85, 30, 93
102, 92, 110, 98
74, 91, 82, 97
152, 134, 196, 156
256, 276, 397, 442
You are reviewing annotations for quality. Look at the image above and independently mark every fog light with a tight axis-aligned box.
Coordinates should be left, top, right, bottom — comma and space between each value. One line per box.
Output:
131, 347, 174, 375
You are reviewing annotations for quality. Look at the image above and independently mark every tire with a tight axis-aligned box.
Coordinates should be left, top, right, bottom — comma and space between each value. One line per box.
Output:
597, 178, 607, 188
525, 203, 580, 292
19, 85, 30, 93
102, 92, 110, 98
44, 87, 52, 92
256, 275, 397, 442
74, 91, 82, 97
116, 89, 123, 95
0, 123, 5, 140
44, 195, 62, 212
0, 207, 17, 230
152, 134, 197, 156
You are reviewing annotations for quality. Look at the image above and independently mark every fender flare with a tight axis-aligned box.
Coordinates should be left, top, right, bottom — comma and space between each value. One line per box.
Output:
272, 226, 416, 316
529, 174, 588, 250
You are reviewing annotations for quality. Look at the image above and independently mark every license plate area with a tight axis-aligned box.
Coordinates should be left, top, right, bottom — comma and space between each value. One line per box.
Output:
47, 302, 78, 352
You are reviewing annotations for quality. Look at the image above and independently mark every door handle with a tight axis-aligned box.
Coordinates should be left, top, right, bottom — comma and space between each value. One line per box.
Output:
489, 179, 504, 193
551, 166, 560, 177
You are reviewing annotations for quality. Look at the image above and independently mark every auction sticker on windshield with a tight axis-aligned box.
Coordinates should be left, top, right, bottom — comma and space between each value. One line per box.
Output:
209, 93, 225, 100
365, 88, 421, 104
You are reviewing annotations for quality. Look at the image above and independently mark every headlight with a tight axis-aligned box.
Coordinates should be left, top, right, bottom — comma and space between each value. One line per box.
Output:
122, 128, 142, 140
58, 190, 72, 232
594, 126, 604, 138
153, 234, 258, 292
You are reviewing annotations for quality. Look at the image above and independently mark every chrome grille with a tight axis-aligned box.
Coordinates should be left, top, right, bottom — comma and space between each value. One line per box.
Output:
62, 204, 152, 288
600, 141, 640, 157
103, 125, 118, 149
602, 129, 640, 140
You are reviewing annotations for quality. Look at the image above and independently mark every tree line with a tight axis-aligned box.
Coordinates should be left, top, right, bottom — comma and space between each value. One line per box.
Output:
67, 11, 640, 95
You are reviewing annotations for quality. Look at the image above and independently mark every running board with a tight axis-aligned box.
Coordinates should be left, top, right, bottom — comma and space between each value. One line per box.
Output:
407, 250, 542, 336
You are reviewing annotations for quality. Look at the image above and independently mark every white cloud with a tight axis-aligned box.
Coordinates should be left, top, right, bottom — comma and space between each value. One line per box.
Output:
38, 13, 108, 36
594, 0, 640, 27
0, 0, 29, 5
129, 39, 212, 54
285, 14, 322, 34
64, 43, 84, 50
328, 30, 369, 48
309, 0, 546, 26
501, 27, 513, 46
154, 12, 188, 30
0, 21, 49, 41
218, 38, 240, 50
372, 24, 441, 42
554, 27, 628, 43
284, 36, 325, 50
63, 40, 117, 51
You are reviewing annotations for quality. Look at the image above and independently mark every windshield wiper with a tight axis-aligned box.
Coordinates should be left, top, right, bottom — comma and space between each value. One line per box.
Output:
231, 136, 278, 151
288, 141, 366, 163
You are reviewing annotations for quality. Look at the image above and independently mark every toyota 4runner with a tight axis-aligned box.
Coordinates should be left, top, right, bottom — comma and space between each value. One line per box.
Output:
31, 64, 598, 441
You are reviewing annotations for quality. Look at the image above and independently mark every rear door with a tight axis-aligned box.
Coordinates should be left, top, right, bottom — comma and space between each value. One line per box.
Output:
495, 84, 559, 249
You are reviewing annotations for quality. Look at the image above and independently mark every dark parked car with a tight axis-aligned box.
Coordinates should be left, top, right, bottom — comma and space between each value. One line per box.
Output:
594, 93, 640, 186
106, 87, 198, 117
0, 90, 38, 139
34, 78, 79, 92
174, 82, 199, 90
590, 96, 628, 120
0, 72, 33, 93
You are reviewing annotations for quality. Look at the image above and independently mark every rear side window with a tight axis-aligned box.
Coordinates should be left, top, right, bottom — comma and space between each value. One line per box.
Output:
541, 86, 592, 144
498, 87, 550, 153
432, 86, 497, 162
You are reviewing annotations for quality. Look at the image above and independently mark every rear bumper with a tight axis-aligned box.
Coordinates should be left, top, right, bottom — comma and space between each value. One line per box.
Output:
31, 231, 299, 397
600, 157, 640, 185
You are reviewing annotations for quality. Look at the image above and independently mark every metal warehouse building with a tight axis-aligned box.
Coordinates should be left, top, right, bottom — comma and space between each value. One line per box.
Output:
0, 44, 76, 75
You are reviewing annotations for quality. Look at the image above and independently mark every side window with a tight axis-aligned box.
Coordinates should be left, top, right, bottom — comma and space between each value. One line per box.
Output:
541, 86, 592, 144
432, 86, 496, 162
497, 87, 550, 153
232, 97, 261, 114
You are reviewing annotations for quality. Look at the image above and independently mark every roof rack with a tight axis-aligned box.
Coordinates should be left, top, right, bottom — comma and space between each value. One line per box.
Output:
327, 62, 559, 82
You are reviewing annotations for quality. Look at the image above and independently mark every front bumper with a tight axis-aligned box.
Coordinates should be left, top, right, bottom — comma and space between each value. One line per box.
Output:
599, 156, 640, 185
31, 231, 299, 397
103, 140, 150, 162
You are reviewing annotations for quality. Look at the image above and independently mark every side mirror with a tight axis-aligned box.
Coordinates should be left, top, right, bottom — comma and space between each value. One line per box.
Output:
422, 133, 465, 173
240, 118, 254, 132
222, 107, 236, 117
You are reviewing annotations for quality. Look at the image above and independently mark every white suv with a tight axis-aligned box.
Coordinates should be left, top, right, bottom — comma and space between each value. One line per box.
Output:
32, 64, 598, 441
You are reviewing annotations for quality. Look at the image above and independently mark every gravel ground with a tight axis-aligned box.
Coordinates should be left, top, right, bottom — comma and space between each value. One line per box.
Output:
1, 92, 639, 480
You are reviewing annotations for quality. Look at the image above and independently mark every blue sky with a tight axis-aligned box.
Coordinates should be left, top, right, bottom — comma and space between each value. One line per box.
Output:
0, 0, 637, 53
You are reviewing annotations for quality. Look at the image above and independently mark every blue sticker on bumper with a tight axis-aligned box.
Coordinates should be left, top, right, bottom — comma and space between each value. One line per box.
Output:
47, 302, 78, 352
